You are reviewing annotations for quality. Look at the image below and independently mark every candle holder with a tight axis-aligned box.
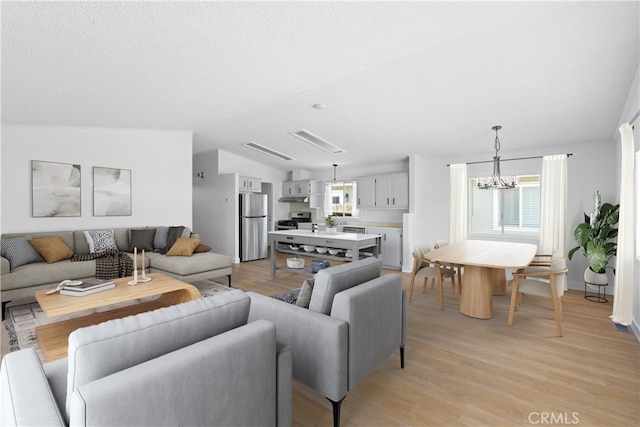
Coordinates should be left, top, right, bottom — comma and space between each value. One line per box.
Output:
138, 269, 152, 282
128, 270, 139, 285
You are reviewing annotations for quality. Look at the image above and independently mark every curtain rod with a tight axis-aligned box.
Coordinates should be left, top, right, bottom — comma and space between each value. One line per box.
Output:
446, 153, 573, 167
629, 109, 640, 125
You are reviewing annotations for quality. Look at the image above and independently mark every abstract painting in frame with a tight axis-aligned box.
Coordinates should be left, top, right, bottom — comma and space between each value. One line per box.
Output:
31, 160, 81, 217
93, 166, 132, 216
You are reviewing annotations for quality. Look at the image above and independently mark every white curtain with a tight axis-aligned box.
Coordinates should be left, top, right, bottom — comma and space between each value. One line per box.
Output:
449, 163, 467, 243
539, 154, 568, 257
611, 123, 635, 326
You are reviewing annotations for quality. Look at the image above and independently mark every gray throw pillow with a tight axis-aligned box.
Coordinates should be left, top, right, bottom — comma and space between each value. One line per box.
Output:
129, 229, 156, 252
162, 226, 185, 254
295, 278, 315, 309
154, 226, 169, 250
1, 235, 44, 269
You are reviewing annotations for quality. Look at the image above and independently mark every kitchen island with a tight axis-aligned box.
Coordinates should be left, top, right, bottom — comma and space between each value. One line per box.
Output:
269, 230, 381, 276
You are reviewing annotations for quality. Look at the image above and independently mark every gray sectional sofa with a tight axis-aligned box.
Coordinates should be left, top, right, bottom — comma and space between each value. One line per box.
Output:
1, 227, 233, 305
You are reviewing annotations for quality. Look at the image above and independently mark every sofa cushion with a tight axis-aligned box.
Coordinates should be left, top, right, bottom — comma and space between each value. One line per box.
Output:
153, 226, 169, 250
0, 259, 96, 291
65, 290, 250, 421
28, 236, 74, 264
149, 252, 232, 276
83, 230, 117, 253
295, 278, 315, 308
128, 228, 155, 252
0, 235, 44, 269
308, 257, 382, 315
73, 229, 129, 255
194, 243, 212, 253
166, 237, 201, 256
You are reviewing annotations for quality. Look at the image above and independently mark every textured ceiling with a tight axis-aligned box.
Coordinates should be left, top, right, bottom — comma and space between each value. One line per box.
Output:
2, 1, 639, 171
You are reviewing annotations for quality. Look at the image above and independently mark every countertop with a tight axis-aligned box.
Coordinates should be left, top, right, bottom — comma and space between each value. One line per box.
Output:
269, 230, 381, 241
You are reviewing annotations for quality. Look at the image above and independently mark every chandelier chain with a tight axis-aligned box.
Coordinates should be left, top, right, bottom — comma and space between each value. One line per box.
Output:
493, 126, 501, 157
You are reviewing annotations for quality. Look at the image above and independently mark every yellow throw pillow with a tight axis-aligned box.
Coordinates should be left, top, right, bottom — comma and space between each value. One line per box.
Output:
166, 237, 201, 257
29, 236, 74, 264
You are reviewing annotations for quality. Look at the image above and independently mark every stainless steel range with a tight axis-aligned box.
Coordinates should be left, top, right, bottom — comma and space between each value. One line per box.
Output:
276, 211, 312, 230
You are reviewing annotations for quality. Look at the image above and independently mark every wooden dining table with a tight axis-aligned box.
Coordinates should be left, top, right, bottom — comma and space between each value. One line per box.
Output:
426, 240, 537, 319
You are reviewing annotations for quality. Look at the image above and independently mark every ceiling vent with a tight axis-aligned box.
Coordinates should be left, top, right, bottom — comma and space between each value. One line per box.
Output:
289, 129, 345, 154
244, 141, 294, 161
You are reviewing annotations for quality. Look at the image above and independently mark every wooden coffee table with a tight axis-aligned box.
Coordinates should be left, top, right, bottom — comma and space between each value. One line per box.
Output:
34, 273, 201, 362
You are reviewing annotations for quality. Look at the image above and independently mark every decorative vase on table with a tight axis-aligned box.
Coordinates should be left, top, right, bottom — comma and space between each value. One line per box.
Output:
326, 227, 337, 234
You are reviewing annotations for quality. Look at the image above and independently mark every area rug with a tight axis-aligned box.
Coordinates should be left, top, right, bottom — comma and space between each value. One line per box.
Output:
3, 279, 232, 363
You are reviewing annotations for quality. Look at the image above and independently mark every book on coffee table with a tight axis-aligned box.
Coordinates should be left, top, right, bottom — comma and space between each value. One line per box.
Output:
60, 279, 115, 296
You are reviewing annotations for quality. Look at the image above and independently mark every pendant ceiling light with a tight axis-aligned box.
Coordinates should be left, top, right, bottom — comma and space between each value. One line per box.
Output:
477, 125, 516, 190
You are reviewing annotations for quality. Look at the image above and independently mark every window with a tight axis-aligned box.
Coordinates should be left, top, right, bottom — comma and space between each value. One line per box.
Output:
469, 175, 540, 236
324, 181, 358, 218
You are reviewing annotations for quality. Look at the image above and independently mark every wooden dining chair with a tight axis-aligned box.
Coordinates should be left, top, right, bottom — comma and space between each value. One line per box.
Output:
433, 240, 463, 294
409, 245, 457, 310
507, 255, 568, 336
518, 248, 563, 275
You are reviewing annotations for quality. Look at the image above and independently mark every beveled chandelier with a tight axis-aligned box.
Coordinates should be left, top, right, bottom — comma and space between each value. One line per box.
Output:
477, 125, 516, 190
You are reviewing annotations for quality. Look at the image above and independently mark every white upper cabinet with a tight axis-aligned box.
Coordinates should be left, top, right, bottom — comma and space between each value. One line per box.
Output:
239, 176, 261, 192
357, 173, 408, 209
356, 176, 377, 208
282, 180, 323, 197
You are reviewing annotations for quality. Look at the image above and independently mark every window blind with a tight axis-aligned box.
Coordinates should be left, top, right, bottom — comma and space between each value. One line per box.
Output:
469, 175, 540, 236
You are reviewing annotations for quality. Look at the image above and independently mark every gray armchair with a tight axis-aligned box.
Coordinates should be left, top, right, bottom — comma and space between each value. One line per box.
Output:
248, 257, 406, 427
1, 290, 292, 426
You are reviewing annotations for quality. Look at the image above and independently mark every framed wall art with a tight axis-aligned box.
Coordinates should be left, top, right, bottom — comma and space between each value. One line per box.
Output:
31, 160, 81, 217
93, 166, 132, 216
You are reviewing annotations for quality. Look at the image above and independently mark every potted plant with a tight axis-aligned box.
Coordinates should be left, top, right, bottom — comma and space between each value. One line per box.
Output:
325, 215, 338, 234
568, 190, 619, 284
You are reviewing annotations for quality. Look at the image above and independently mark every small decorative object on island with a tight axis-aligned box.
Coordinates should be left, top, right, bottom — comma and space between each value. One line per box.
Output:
325, 215, 337, 234
568, 190, 620, 285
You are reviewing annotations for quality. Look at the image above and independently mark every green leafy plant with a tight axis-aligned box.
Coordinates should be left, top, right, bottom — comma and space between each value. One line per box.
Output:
568, 190, 619, 274
325, 215, 337, 228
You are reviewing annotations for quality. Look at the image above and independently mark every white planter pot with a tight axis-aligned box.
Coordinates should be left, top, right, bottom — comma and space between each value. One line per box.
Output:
326, 227, 337, 234
584, 267, 608, 285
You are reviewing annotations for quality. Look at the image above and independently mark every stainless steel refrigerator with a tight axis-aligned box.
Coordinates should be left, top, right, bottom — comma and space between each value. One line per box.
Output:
239, 193, 268, 261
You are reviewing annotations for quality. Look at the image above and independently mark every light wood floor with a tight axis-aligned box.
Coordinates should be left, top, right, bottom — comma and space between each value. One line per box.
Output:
2, 254, 639, 426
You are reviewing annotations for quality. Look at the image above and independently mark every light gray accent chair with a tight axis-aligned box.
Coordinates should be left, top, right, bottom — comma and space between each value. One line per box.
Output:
0, 290, 292, 427
248, 257, 407, 427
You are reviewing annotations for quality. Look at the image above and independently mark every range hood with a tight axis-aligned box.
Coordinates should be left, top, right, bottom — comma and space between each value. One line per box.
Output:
278, 196, 309, 203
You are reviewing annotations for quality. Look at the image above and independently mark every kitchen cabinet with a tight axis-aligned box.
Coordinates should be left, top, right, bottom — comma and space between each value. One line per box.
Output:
357, 173, 408, 209
282, 179, 323, 196
239, 176, 261, 192
366, 227, 403, 269
356, 176, 377, 208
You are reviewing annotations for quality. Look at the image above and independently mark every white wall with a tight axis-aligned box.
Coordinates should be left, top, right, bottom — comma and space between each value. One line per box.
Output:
192, 151, 236, 259
1, 125, 193, 233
